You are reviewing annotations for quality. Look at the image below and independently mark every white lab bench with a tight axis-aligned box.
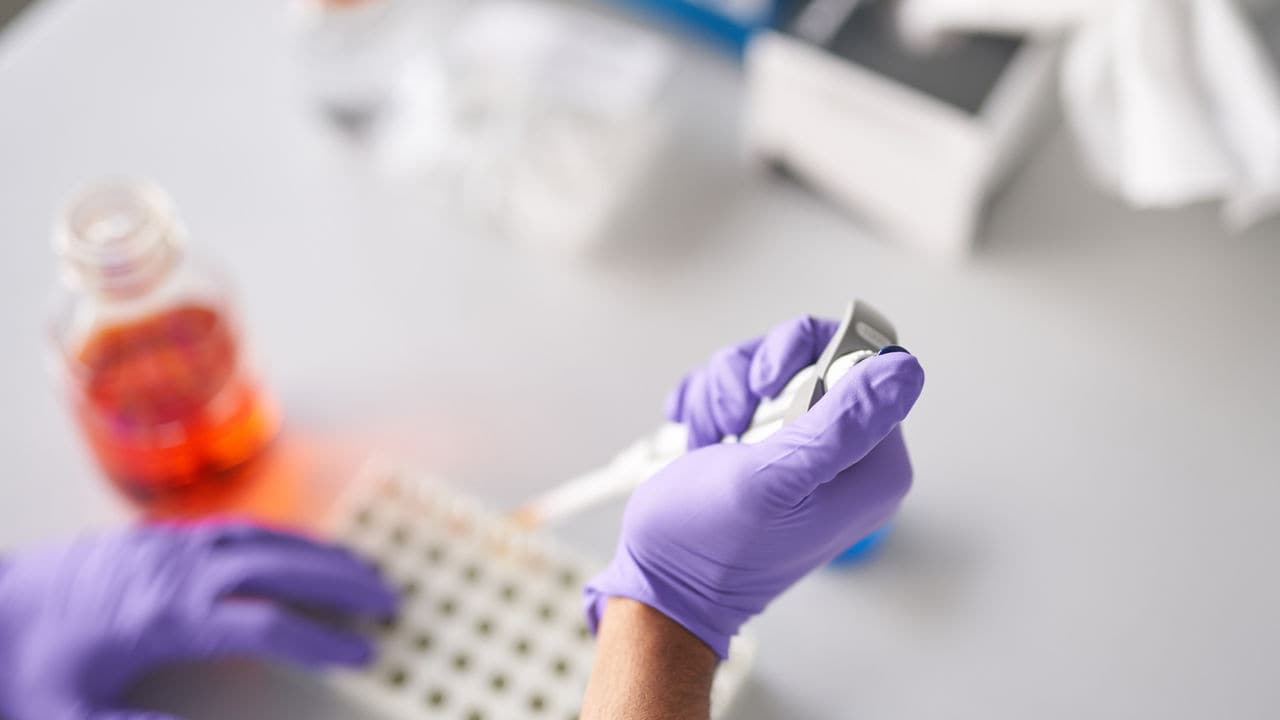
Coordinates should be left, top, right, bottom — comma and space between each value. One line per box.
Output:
1, 1, 1278, 718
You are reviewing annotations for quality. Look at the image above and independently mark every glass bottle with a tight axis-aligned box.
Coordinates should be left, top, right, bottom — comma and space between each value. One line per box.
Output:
49, 179, 279, 508
293, 0, 433, 135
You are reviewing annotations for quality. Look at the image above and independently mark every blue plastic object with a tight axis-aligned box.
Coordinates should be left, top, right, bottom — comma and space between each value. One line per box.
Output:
828, 345, 904, 565
608, 0, 779, 54
829, 525, 892, 565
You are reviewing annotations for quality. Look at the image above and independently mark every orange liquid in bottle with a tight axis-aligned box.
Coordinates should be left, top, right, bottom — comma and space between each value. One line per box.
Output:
71, 303, 278, 505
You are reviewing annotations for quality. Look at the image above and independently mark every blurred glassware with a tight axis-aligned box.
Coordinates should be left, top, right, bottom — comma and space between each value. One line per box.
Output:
372, 0, 675, 251
49, 179, 279, 510
293, 0, 436, 135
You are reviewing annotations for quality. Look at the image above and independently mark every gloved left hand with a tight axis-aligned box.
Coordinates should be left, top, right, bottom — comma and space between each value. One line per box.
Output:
0, 520, 398, 720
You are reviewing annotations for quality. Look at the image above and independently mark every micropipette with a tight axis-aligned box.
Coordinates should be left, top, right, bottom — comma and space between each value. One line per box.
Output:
514, 300, 898, 528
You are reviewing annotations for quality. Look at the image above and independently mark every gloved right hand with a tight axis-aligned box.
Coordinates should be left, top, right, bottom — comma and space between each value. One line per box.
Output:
587, 317, 924, 658
0, 519, 398, 720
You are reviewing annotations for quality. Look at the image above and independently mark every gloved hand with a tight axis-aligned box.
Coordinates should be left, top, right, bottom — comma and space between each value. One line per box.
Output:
0, 520, 398, 720
586, 316, 924, 658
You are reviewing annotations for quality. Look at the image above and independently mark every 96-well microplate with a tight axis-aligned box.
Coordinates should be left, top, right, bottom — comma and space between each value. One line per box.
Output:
326, 462, 756, 720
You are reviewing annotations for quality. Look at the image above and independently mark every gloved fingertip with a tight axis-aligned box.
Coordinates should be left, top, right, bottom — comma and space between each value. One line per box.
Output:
876, 346, 923, 380
663, 377, 689, 422
861, 349, 923, 382
303, 626, 377, 668
748, 315, 837, 397
877, 344, 908, 355
342, 572, 401, 617
745, 358, 772, 397
352, 638, 376, 665
767, 350, 923, 477
686, 428, 711, 451
374, 581, 403, 614
859, 352, 925, 417
746, 354, 790, 398
324, 635, 376, 667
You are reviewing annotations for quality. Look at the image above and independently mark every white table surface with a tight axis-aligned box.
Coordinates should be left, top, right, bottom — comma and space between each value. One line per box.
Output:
2, 1, 1279, 718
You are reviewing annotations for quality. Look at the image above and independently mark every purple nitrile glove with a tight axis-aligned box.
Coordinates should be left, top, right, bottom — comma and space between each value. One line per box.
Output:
586, 316, 924, 658
664, 315, 842, 450
0, 519, 398, 720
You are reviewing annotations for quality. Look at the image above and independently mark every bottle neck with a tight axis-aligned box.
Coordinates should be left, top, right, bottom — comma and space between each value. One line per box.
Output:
55, 179, 185, 299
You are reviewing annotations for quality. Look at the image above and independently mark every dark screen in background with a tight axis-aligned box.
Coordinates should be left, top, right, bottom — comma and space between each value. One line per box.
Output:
780, 0, 1024, 115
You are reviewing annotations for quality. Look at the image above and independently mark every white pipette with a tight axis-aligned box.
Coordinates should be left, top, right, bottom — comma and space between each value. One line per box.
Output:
514, 300, 898, 528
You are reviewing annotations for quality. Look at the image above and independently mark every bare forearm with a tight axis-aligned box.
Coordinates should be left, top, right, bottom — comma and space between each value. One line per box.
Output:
580, 597, 718, 720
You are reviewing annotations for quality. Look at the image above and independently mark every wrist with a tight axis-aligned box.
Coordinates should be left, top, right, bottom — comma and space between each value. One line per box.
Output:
581, 597, 717, 720
584, 550, 743, 659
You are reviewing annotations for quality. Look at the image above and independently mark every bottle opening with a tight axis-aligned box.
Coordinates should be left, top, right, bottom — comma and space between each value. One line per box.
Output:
55, 178, 184, 297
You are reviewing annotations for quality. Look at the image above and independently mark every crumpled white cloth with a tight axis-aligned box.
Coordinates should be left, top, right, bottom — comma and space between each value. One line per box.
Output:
902, 0, 1280, 229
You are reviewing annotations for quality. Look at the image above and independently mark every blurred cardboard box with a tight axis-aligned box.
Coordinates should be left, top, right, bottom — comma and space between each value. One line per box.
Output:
745, 0, 1058, 258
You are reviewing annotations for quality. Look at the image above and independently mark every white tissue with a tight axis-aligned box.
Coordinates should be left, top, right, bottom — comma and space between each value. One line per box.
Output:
903, 0, 1280, 229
